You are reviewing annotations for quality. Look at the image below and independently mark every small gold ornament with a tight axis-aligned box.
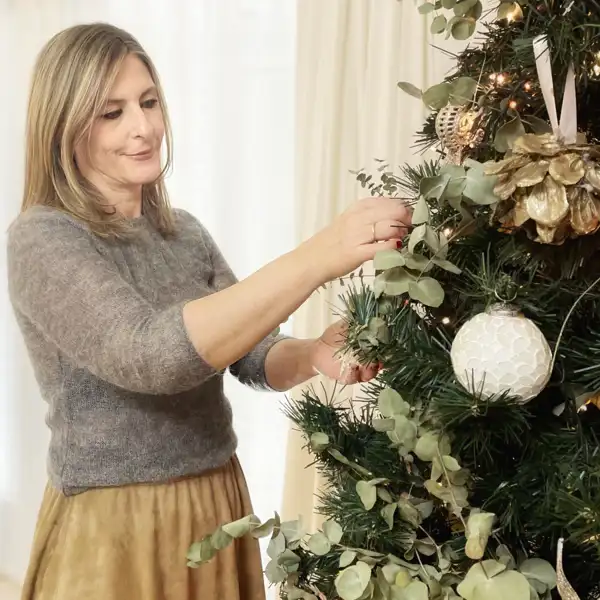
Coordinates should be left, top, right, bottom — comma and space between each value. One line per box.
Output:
435, 105, 483, 164
556, 538, 580, 600
486, 133, 600, 244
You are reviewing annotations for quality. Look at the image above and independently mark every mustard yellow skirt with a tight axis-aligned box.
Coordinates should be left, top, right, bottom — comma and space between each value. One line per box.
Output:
21, 457, 266, 600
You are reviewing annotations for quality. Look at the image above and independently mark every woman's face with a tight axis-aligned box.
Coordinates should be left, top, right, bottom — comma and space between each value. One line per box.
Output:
74, 54, 165, 201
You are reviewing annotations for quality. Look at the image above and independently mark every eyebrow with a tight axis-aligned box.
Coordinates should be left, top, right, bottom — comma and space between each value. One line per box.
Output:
106, 85, 158, 105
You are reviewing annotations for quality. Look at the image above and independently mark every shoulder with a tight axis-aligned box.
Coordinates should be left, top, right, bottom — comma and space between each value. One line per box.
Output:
9, 206, 89, 241
171, 207, 217, 248
7, 207, 96, 262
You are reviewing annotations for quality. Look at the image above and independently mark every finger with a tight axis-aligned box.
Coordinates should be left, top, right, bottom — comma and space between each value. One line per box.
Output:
369, 200, 413, 228
358, 364, 380, 382
372, 219, 410, 242
358, 238, 403, 262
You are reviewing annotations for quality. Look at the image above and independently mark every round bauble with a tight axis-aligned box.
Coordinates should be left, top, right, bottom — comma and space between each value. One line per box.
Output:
450, 303, 552, 402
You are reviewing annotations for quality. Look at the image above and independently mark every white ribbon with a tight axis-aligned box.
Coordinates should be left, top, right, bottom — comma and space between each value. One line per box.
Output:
532, 35, 577, 144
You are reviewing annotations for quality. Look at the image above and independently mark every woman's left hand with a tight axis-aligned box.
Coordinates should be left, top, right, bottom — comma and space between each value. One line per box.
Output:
310, 320, 381, 384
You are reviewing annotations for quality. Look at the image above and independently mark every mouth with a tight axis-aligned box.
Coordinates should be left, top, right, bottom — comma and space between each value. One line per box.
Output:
127, 149, 154, 159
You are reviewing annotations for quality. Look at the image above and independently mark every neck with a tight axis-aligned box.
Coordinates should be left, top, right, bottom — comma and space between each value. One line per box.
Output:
113, 193, 143, 219
99, 185, 143, 219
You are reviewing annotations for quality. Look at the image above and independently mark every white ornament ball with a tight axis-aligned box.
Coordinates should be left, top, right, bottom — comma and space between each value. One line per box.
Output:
450, 303, 552, 402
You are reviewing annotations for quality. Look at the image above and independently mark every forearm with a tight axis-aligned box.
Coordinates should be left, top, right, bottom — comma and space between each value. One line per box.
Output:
263, 338, 318, 391
182, 243, 322, 371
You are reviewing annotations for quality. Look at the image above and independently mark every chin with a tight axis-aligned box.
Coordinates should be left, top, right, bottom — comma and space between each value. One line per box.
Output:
127, 163, 163, 185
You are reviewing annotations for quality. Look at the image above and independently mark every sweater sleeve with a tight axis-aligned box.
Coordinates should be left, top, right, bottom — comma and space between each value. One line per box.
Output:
7, 209, 217, 395
184, 213, 290, 391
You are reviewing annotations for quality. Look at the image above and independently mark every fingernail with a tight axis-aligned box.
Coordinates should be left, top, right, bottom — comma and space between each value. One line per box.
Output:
396, 240, 402, 249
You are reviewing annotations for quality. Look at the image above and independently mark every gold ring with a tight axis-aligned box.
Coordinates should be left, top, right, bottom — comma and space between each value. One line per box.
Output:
372, 222, 377, 243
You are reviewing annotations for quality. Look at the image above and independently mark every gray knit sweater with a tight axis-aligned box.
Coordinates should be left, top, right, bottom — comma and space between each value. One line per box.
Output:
7, 206, 285, 495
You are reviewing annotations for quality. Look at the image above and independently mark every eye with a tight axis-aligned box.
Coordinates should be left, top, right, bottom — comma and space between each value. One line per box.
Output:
102, 109, 122, 120
142, 98, 159, 109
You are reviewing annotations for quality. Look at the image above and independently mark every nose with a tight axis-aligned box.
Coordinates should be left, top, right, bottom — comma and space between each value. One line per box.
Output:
129, 105, 151, 138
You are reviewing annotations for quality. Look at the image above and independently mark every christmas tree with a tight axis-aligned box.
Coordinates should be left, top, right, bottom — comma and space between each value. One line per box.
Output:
187, 2, 600, 599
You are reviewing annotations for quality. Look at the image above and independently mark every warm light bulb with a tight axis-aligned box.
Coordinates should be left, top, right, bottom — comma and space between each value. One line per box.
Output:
489, 73, 497, 82
509, 100, 518, 109
524, 82, 531, 91
496, 74, 506, 85
443, 227, 453, 237
442, 317, 451, 325
594, 64, 600, 78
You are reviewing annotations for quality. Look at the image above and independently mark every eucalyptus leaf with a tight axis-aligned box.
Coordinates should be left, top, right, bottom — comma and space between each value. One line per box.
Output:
374, 249, 406, 270
341, 550, 358, 568
373, 418, 396, 432
369, 317, 390, 344
442, 0, 456, 7
450, 16, 476, 40
457, 560, 507, 599
431, 14, 447, 34
403, 253, 433, 273
463, 163, 499, 205
391, 415, 418, 450
281, 518, 305, 543
278, 548, 301, 569
471, 570, 531, 600
420, 173, 451, 201
251, 516, 277, 539
221, 514, 261, 538
397, 498, 421, 527
397, 81, 423, 99
418, 2, 436, 14
335, 561, 373, 600
450, 77, 478, 105
378, 388, 410, 418
439, 164, 467, 198
403, 580, 429, 600
494, 117, 526, 152
378, 488, 394, 503
454, 0, 478, 15
432, 258, 461, 274
356, 480, 378, 511
323, 520, 344, 545
267, 531, 287, 559
310, 432, 330, 452
442, 455, 461, 471
524, 115, 552, 134
465, 511, 495, 560
381, 502, 397, 530
408, 278, 445, 308
265, 559, 288, 584
308, 532, 332, 556
210, 527, 233, 550
187, 537, 216, 564
519, 558, 557, 587
373, 267, 413, 298
412, 196, 430, 225
415, 431, 440, 461
423, 83, 452, 110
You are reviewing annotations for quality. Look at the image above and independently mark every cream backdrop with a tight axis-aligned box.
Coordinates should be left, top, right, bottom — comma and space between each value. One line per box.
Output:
0, 1, 295, 593
282, 0, 468, 530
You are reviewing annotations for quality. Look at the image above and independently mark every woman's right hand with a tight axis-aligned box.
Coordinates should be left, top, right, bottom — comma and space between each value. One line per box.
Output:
301, 196, 412, 284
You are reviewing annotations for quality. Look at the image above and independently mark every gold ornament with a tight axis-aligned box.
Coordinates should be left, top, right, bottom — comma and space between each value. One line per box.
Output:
435, 105, 483, 164
486, 133, 600, 244
556, 538, 580, 600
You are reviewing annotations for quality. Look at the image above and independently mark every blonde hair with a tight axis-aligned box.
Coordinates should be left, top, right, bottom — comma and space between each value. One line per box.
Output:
22, 22, 175, 237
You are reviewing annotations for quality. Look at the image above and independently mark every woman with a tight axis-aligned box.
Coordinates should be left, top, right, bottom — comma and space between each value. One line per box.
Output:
7, 23, 410, 600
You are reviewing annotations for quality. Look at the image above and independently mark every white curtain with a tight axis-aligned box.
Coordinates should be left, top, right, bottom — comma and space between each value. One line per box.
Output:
0, 1, 295, 593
